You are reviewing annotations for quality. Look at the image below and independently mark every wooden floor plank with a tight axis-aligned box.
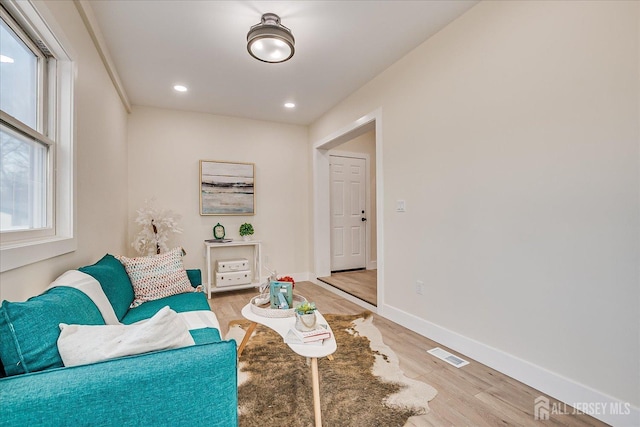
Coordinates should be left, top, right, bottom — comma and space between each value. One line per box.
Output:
317, 269, 377, 305
208, 281, 606, 427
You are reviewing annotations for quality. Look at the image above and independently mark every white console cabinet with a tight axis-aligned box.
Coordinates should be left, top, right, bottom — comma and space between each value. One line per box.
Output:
204, 240, 262, 298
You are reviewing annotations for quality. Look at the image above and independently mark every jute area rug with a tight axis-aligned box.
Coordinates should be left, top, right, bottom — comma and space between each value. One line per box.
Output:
226, 312, 437, 427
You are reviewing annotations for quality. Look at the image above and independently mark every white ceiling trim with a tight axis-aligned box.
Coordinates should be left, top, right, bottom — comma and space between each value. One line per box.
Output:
73, 0, 131, 113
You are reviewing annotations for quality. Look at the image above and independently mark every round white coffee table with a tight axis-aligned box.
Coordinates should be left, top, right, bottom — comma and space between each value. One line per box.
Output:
238, 303, 337, 427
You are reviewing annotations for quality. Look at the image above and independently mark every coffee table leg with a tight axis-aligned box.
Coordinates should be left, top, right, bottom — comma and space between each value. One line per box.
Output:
311, 357, 322, 427
237, 322, 257, 358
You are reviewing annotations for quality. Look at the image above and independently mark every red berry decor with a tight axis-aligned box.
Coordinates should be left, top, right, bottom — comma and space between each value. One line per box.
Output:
277, 276, 295, 289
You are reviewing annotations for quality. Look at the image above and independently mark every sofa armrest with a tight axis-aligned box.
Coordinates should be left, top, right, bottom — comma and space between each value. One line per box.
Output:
0, 340, 237, 426
186, 269, 202, 288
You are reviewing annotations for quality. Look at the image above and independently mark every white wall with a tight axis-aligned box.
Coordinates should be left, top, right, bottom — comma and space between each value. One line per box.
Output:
1, 0, 636, 421
0, 0, 129, 302
311, 0, 639, 416
126, 106, 309, 280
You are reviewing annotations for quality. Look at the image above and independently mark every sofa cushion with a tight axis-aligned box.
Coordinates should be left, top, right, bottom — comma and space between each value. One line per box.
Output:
57, 306, 194, 367
0, 287, 105, 376
79, 254, 135, 321
117, 248, 194, 308
186, 269, 202, 287
121, 292, 211, 324
189, 327, 222, 344
48, 270, 120, 325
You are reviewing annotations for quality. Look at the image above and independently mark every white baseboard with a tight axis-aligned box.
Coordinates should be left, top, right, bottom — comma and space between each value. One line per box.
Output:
299, 274, 638, 425
291, 272, 311, 283
383, 304, 639, 427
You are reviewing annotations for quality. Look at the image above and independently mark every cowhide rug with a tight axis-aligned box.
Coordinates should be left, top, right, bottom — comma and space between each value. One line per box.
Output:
226, 312, 437, 426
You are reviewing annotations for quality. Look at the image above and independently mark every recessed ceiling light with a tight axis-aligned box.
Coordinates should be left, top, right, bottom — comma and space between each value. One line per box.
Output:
0, 55, 15, 63
284, 102, 295, 109
173, 85, 188, 92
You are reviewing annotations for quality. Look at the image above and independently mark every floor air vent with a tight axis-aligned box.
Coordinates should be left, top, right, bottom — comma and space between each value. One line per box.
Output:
427, 347, 469, 368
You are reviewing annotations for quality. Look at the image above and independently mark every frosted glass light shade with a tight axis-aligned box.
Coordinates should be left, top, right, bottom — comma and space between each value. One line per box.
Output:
247, 13, 295, 63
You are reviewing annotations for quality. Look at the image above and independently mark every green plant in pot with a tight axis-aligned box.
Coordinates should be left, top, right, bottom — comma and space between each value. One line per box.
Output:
239, 223, 254, 241
295, 301, 317, 331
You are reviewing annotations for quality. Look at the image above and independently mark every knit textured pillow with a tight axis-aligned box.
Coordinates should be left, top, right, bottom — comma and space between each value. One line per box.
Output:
117, 248, 194, 308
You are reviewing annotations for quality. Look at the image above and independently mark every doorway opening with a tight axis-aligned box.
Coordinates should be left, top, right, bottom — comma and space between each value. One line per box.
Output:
317, 269, 377, 306
312, 109, 383, 312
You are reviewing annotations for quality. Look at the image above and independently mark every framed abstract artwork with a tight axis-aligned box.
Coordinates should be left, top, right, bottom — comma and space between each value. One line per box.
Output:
199, 160, 255, 215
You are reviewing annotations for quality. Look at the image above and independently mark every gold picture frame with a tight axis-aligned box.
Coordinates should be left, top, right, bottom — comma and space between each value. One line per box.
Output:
199, 160, 255, 215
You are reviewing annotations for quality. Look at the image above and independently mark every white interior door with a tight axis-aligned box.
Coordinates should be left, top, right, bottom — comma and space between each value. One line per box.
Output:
330, 155, 366, 271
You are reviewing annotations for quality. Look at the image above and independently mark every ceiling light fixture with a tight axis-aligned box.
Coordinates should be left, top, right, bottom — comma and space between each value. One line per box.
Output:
247, 13, 295, 63
173, 85, 188, 92
284, 102, 295, 109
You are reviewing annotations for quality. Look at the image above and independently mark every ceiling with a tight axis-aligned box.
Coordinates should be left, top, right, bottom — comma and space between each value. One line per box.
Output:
88, 1, 479, 126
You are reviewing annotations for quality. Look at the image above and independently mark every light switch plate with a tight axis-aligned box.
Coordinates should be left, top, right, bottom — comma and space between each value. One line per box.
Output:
396, 200, 406, 212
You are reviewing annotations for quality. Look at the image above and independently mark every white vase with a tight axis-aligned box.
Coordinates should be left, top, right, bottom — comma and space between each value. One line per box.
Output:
242, 235, 251, 241
295, 312, 317, 331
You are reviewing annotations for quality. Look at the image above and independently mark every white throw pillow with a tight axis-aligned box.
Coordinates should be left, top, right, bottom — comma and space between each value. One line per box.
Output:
116, 247, 194, 308
57, 306, 195, 367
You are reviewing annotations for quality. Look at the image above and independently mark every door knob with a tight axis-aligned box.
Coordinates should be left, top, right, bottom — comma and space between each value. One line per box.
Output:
361, 217, 367, 222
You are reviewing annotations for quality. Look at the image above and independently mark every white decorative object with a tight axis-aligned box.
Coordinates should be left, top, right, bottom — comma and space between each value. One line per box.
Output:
216, 258, 249, 272
205, 240, 262, 296
249, 294, 307, 318
216, 270, 251, 287
56, 307, 194, 367
132, 199, 182, 255
295, 312, 317, 332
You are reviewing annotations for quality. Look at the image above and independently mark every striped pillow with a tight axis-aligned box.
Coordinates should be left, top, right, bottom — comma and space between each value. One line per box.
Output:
117, 248, 194, 308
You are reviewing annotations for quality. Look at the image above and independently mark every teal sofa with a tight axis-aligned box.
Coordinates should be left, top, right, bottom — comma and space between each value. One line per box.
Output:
0, 254, 238, 426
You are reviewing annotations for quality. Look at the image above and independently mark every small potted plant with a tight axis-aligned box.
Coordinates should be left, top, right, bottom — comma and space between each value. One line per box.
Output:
295, 301, 317, 331
239, 223, 254, 241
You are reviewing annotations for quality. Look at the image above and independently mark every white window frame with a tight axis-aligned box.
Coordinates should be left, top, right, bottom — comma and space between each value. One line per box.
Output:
0, 0, 75, 272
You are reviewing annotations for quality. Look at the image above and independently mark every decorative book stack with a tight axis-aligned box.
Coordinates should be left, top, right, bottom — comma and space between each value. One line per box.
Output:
285, 325, 331, 345
205, 238, 233, 243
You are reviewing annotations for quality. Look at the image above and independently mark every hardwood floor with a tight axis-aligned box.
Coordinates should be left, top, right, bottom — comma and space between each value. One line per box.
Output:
317, 269, 377, 306
208, 281, 606, 427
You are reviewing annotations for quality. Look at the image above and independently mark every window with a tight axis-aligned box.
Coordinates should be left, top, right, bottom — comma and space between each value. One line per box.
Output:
1, 8, 50, 234
0, 1, 75, 272
0, 125, 49, 231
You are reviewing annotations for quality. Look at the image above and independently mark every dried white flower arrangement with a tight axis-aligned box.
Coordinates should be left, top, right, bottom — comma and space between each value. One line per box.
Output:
131, 199, 182, 255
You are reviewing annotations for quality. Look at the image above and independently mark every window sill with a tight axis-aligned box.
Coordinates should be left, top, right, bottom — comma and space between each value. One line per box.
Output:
0, 236, 76, 272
